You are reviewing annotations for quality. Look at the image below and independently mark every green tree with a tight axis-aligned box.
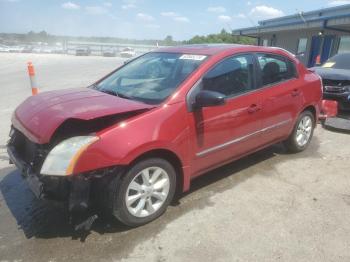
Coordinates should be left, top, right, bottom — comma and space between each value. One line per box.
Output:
164, 35, 174, 46
186, 28, 255, 45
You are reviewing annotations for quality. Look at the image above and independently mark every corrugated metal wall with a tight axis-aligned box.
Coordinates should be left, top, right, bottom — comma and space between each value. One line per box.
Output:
259, 29, 350, 66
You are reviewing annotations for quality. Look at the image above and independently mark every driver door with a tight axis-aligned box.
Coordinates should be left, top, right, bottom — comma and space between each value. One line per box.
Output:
187, 54, 264, 176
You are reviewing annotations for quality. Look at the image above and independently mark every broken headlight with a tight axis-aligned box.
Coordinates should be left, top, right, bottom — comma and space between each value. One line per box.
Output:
41, 136, 99, 176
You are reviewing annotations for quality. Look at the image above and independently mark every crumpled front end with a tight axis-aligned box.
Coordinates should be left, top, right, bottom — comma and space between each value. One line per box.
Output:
7, 88, 154, 213
322, 79, 350, 111
7, 126, 121, 213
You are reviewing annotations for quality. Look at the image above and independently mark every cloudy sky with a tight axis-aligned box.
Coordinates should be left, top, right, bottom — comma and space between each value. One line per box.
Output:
0, 0, 350, 40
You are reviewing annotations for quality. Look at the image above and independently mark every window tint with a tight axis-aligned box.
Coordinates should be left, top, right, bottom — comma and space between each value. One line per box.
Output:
338, 36, 350, 54
257, 53, 296, 86
202, 54, 255, 97
297, 38, 308, 55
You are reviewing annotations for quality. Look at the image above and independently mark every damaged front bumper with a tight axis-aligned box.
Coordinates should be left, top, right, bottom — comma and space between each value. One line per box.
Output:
324, 91, 350, 111
7, 143, 121, 213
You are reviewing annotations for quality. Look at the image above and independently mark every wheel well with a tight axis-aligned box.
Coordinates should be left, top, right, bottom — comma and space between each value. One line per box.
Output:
303, 105, 316, 122
130, 149, 184, 195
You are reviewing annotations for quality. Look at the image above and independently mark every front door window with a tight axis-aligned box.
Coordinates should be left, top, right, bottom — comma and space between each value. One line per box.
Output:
202, 54, 255, 97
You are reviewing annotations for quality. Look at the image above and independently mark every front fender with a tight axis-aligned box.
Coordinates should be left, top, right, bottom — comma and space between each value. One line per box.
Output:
72, 102, 190, 174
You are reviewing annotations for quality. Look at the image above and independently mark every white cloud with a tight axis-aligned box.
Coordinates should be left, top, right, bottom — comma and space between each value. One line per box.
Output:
103, 2, 112, 7
108, 14, 118, 20
249, 5, 284, 19
136, 13, 155, 22
207, 6, 226, 13
160, 11, 178, 17
161, 12, 189, 23
122, 3, 136, 9
85, 6, 108, 15
145, 24, 161, 29
328, 0, 350, 6
233, 13, 246, 19
62, 2, 80, 10
174, 16, 190, 23
218, 15, 232, 22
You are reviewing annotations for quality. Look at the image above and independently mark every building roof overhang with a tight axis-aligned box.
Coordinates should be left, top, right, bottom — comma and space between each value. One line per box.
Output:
233, 4, 350, 36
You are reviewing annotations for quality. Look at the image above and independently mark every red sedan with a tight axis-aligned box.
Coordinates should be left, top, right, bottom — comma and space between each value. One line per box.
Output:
7, 45, 322, 227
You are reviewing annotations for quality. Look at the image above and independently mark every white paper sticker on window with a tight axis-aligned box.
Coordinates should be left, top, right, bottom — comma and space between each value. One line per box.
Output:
179, 54, 207, 61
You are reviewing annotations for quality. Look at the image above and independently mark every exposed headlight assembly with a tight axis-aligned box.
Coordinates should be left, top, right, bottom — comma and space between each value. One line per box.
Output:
41, 136, 99, 176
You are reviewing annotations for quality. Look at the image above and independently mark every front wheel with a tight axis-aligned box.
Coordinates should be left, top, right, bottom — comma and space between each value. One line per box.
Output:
284, 110, 315, 153
109, 158, 176, 227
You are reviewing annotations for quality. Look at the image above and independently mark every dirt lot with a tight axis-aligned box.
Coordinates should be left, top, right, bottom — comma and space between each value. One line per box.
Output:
0, 53, 350, 262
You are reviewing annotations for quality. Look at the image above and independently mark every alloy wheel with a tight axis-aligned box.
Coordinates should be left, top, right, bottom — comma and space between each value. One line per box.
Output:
296, 115, 313, 147
125, 167, 170, 218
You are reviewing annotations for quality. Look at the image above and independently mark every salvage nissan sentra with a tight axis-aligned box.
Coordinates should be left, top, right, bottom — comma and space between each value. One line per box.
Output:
7, 45, 322, 227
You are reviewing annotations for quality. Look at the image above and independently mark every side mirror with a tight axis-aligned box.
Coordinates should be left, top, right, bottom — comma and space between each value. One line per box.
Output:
194, 90, 226, 109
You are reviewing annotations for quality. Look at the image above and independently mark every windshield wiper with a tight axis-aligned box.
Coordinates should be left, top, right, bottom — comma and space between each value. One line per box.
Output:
100, 89, 117, 96
116, 92, 133, 100
101, 89, 133, 100
89, 83, 98, 89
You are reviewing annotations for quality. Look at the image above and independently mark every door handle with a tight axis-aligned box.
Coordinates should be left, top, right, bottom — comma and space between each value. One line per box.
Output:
291, 89, 300, 97
247, 104, 261, 113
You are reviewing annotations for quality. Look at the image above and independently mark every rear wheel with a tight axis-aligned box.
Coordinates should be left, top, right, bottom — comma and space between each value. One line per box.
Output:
109, 158, 176, 227
284, 110, 315, 153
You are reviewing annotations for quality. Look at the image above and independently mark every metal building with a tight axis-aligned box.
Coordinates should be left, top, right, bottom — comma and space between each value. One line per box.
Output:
232, 4, 350, 67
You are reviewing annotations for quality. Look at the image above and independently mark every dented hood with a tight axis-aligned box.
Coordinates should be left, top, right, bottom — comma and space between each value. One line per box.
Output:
12, 88, 154, 144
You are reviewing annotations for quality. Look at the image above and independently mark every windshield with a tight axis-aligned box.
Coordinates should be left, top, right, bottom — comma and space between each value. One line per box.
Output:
322, 53, 350, 70
95, 52, 207, 104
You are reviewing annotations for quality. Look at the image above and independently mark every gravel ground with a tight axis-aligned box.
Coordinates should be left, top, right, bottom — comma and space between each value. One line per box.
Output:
0, 53, 350, 262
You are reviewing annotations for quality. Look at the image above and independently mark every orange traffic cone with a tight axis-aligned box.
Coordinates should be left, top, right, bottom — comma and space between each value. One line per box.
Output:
315, 54, 321, 65
27, 62, 38, 95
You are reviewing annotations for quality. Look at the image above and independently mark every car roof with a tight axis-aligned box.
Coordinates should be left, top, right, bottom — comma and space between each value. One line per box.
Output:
157, 44, 245, 55
156, 44, 294, 58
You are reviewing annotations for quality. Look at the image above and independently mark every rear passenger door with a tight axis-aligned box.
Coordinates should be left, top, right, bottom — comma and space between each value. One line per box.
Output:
256, 53, 302, 144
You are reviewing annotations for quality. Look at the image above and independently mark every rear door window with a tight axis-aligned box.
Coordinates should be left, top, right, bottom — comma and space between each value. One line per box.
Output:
257, 53, 297, 86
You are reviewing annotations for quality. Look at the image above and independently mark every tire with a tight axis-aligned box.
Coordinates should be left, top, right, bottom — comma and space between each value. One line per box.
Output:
284, 110, 315, 153
109, 158, 176, 227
